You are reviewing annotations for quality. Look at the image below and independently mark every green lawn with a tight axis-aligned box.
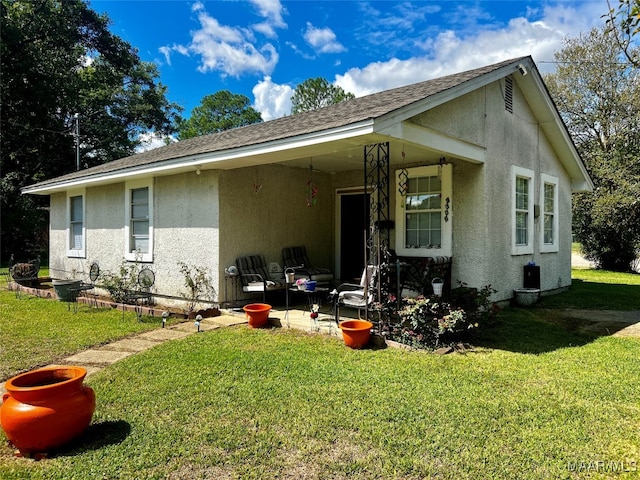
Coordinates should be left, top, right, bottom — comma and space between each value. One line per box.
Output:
0, 272, 175, 380
1, 270, 639, 479
540, 268, 640, 310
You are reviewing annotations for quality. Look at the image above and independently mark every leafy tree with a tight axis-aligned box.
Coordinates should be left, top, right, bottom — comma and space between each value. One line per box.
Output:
545, 27, 640, 271
176, 91, 262, 140
604, 0, 640, 67
1, 0, 181, 261
290, 77, 355, 114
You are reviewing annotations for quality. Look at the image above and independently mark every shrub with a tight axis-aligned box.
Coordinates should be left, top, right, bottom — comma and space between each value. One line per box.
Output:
380, 284, 497, 349
177, 262, 216, 315
101, 262, 140, 304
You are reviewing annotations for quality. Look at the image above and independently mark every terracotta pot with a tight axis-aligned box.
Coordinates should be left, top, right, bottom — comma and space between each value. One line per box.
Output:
1, 366, 96, 456
339, 320, 373, 349
243, 303, 272, 328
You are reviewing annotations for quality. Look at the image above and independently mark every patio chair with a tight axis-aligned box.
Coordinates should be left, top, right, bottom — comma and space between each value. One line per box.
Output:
69, 262, 100, 312
236, 254, 286, 302
282, 246, 334, 283
332, 265, 378, 324
125, 267, 155, 320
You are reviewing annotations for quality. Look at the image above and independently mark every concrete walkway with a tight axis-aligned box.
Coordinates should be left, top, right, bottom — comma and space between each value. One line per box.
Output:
3, 297, 638, 396
1, 306, 341, 395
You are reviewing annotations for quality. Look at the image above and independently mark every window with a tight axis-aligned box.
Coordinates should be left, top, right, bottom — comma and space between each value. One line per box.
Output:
125, 180, 153, 261
540, 173, 559, 252
511, 166, 534, 255
395, 164, 452, 257
67, 191, 85, 257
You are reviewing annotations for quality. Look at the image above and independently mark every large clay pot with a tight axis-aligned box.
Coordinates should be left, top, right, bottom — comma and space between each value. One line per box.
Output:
243, 303, 272, 328
339, 319, 373, 349
1, 366, 96, 457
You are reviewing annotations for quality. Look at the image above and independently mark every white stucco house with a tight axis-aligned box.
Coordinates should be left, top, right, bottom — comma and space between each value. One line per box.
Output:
22, 56, 592, 308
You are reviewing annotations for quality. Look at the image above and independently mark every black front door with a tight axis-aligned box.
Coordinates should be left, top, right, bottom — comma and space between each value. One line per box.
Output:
340, 193, 370, 282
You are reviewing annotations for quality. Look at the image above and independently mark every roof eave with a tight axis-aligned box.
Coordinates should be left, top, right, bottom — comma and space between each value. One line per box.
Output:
22, 119, 377, 195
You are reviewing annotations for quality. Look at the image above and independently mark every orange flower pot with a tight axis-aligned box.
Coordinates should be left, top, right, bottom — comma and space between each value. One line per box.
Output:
1, 366, 96, 457
243, 303, 272, 328
339, 320, 373, 349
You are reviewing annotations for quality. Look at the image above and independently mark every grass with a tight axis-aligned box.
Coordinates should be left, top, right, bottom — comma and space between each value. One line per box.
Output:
1, 269, 639, 479
540, 269, 640, 310
0, 271, 176, 380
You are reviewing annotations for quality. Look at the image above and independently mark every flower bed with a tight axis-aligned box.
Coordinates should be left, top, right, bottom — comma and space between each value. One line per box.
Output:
376, 284, 498, 349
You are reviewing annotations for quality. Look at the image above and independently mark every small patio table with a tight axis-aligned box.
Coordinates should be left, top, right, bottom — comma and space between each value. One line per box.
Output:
288, 286, 335, 331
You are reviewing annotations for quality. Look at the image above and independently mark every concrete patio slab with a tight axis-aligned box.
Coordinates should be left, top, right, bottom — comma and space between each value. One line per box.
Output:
63, 349, 134, 365
210, 314, 248, 327
138, 328, 192, 341
173, 320, 221, 332
103, 338, 160, 352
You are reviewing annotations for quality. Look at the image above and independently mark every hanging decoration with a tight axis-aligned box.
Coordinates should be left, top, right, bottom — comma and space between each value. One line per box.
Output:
438, 156, 446, 179
398, 146, 409, 196
253, 170, 262, 193
306, 161, 318, 207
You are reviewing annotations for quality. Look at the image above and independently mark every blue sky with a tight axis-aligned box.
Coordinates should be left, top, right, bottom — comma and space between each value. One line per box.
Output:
91, 0, 606, 133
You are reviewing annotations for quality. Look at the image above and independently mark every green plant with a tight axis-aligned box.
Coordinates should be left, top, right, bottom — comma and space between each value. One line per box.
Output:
101, 261, 140, 304
383, 283, 497, 348
178, 261, 216, 314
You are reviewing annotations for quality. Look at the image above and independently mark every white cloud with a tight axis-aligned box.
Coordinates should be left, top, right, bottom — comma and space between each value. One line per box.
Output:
136, 132, 176, 153
252, 76, 293, 120
250, 0, 287, 38
286, 40, 315, 60
335, 2, 604, 97
161, 1, 283, 78
303, 23, 346, 54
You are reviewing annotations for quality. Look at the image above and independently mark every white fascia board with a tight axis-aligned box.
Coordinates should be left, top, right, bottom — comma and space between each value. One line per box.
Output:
23, 120, 376, 195
377, 121, 486, 164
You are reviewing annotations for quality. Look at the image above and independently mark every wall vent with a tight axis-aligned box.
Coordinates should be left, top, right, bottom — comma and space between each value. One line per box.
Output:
505, 76, 513, 113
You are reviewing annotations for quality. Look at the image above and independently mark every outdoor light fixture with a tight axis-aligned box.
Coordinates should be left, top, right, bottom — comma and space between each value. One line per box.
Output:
195, 314, 202, 332
195, 166, 201, 175
162, 311, 169, 328
517, 64, 528, 76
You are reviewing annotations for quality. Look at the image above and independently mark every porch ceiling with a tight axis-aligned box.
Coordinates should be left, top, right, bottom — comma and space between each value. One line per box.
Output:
210, 134, 452, 175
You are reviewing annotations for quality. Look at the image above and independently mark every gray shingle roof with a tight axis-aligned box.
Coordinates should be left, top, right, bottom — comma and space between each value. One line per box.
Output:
25, 57, 525, 190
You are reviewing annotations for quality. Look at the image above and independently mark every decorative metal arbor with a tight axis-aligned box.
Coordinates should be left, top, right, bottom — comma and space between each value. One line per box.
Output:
363, 142, 392, 310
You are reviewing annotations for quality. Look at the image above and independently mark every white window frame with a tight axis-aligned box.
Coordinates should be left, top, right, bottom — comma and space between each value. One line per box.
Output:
540, 173, 559, 253
124, 179, 153, 262
395, 164, 452, 257
511, 166, 535, 255
66, 189, 86, 258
